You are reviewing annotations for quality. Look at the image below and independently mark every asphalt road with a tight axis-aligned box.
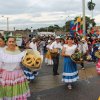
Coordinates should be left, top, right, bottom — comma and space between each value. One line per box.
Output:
28, 56, 98, 100
38, 56, 96, 77
28, 76, 100, 100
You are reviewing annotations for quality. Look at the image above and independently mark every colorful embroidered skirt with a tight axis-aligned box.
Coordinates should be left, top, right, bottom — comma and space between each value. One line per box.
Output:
0, 69, 30, 100
23, 67, 38, 81
62, 57, 79, 83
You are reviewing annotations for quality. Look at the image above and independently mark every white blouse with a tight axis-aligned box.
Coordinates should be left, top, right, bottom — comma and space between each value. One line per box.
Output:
63, 44, 77, 56
0, 48, 26, 71
46, 44, 51, 49
77, 42, 88, 54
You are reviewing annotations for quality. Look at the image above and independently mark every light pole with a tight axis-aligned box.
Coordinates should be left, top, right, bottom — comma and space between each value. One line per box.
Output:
82, 0, 86, 35
31, 27, 33, 33
2, 16, 9, 31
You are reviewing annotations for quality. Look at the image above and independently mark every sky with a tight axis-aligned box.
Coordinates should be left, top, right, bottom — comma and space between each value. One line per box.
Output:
0, 0, 99, 31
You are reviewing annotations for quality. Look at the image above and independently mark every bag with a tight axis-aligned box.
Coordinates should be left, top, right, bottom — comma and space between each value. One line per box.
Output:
50, 48, 58, 57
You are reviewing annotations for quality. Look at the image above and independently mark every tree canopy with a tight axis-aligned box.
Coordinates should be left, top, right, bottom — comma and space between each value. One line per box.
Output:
88, 0, 96, 11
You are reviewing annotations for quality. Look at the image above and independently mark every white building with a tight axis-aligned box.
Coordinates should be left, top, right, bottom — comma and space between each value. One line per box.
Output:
37, 32, 55, 36
0, 30, 5, 36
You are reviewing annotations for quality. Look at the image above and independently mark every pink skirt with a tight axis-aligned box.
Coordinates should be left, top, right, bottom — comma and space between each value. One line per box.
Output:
0, 69, 30, 100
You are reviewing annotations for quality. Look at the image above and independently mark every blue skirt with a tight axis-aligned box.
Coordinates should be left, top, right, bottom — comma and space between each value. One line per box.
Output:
23, 67, 38, 81
62, 57, 79, 83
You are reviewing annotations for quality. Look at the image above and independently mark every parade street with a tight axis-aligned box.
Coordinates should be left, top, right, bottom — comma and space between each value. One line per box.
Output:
28, 56, 100, 100
0, 0, 100, 100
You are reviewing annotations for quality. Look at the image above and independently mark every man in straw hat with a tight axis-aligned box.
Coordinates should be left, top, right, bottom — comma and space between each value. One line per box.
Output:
78, 37, 88, 70
50, 36, 62, 75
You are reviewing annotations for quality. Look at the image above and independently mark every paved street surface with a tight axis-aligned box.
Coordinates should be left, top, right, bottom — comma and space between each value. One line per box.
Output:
28, 56, 100, 100
29, 77, 100, 100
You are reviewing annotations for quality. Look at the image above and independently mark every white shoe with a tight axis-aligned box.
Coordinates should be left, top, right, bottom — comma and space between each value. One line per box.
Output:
82, 67, 85, 70
68, 84, 72, 90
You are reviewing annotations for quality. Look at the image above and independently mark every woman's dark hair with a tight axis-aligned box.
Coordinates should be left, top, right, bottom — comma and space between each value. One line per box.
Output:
67, 36, 74, 40
0, 36, 5, 41
6, 36, 16, 42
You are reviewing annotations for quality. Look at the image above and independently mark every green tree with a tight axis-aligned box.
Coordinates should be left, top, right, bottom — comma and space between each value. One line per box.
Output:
37, 25, 62, 32
48, 26, 54, 32
65, 21, 70, 32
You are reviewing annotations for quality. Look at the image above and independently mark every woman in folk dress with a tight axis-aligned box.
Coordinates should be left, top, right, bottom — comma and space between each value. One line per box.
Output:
0, 36, 6, 91
0, 36, 5, 49
61, 36, 79, 89
45, 40, 53, 65
0, 36, 30, 100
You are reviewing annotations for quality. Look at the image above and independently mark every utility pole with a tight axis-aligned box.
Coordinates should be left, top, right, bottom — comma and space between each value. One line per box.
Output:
91, 0, 93, 19
2, 16, 9, 31
82, 0, 86, 35
7, 17, 9, 31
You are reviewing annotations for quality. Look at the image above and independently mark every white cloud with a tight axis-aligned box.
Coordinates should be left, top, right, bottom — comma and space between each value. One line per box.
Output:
0, 0, 99, 30
94, 15, 100, 26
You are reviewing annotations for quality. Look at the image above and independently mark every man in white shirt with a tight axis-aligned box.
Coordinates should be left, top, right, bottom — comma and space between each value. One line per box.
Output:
78, 38, 88, 54
78, 38, 88, 70
29, 38, 37, 51
50, 36, 62, 75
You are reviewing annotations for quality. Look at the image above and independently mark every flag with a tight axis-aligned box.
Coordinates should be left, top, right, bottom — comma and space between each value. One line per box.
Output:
74, 17, 81, 25
76, 17, 81, 22
77, 22, 83, 34
70, 17, 83, 36
76, 22, 81, 32
75, 17, 81, 31
77, 18, 83, 34
71, 25, 77, 30
78, 29, 83, 34
70, 20, 75, 37
71, 22, 81, 31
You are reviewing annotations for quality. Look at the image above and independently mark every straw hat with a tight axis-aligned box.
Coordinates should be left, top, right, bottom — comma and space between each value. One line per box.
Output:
48, 40, 51, 43
55, 36, 60, 39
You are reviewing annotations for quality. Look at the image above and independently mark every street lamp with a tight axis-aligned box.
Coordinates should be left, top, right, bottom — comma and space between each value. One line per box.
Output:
31, 27, 33, 33
2, 16, 9, 31
82, 0, 86, 35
